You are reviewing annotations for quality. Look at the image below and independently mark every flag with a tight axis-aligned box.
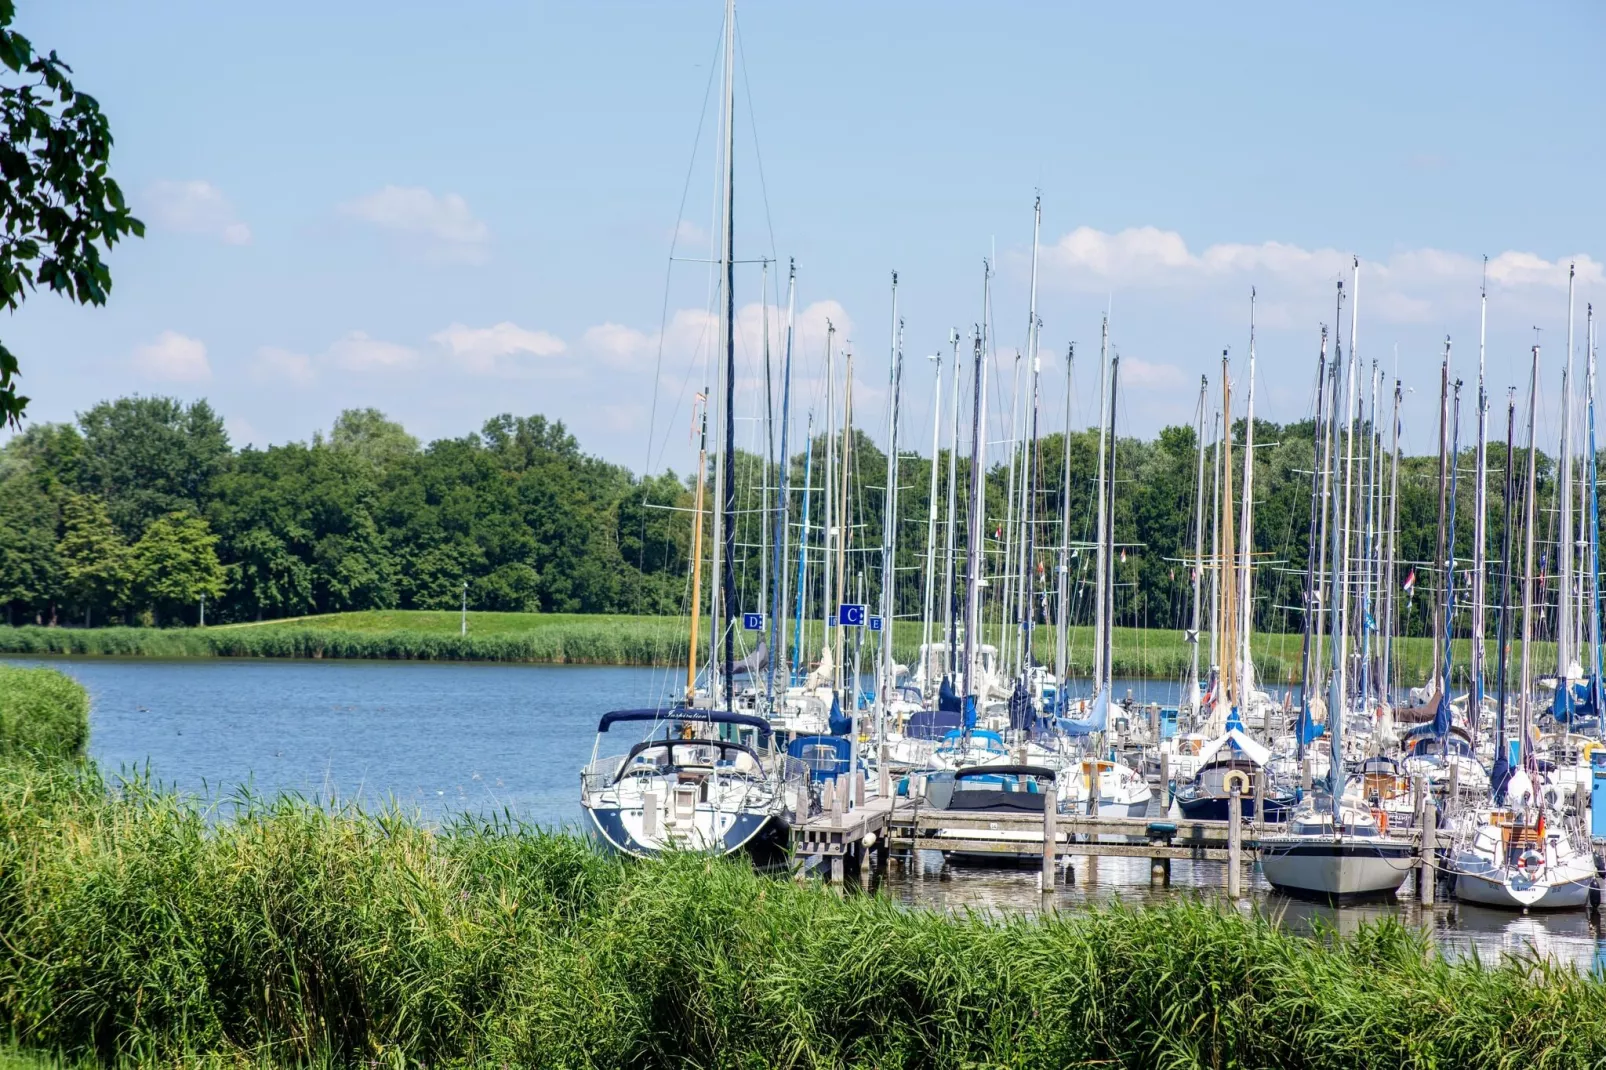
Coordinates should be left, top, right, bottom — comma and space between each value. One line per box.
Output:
1403, 568, 1416, 593
1364, 610, 1377, 632
1121, 549, 1127, 563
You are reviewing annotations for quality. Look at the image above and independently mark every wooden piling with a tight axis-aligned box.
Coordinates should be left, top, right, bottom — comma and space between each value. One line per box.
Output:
642, 792, 658, 841
1040, 800, 1058, 894
1160, 750, 1171, 800
830, 779, 845, 826
1446, 760, 1460, 805
1253, 769, 1266, 828
1227, 786, 1243, 899
1300, 757, 1312, 795
878, 743, 891, 800
1420, 799, 1438, 905
853, 769, 866, 810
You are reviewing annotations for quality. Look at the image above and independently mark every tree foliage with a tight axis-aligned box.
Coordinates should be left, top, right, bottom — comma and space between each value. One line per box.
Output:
0, 1, 142, 426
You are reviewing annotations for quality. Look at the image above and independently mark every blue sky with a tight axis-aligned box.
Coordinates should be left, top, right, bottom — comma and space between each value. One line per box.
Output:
6, 2, 1604, 473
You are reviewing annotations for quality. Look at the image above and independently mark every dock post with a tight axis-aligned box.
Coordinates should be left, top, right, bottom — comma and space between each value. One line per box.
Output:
1576, 782, 1590, 835
1253, 769, 1266, 828
1412, 774, 1425, 829
1419, 799, 1438, 905
1160, 750, 1171, 804
878, 743, 890, 801
1041, 800, 1058, 894
830, 779, 845, 826
854, 769, 866, 810
1300, 757, 1312, 795
1089, 766, 1101, 819
830, 853, 844, 885
1227, 786, 1243, 900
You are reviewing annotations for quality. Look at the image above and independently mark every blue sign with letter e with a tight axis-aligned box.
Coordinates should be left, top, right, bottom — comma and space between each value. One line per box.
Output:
742, 612, 764, 631
839, 603, 866, 627
868, 615, 883, 632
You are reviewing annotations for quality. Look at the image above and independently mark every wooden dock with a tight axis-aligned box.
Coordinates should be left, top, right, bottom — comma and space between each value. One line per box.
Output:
791, 785, 1438, 897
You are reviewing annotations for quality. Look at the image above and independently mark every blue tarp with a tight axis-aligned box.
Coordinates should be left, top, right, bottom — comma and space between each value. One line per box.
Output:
1059, 689, 1109, 737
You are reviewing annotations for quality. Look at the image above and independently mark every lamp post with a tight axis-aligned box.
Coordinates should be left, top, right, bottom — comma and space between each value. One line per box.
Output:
460, 581, 468, 636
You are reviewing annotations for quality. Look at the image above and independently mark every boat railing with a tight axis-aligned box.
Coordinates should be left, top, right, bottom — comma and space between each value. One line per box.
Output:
581, 755, 626, 794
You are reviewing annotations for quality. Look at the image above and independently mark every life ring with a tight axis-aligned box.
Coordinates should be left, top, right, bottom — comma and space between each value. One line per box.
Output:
1222, 770, 1251, 795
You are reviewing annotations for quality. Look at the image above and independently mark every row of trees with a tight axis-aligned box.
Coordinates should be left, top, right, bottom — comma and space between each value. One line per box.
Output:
0, 393, 1566, 636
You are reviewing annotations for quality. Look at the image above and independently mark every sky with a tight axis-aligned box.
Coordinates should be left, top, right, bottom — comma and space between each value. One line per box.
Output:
5, 1, 1604, 475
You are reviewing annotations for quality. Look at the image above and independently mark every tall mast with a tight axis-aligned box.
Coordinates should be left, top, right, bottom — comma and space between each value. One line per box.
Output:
1588, 303, 1602, 714
1359, 361, 1379, 711
1092, 316, 1111, 690
767, 261, 796, 702
920, 348, 943, 692
760, 260, 772, 622
1220, 353, 1236, 710
823, 323, 836, 669
716, 0, 737, 710
1055, 343, 1076, 686
1519, 346, 1541, 771
1492, 392, 1517, 797
1019, 195, 1042, 677
1471, 258, 1489, 735
835, 345, 853, 696
964, 322, 989, 698
1102, 356, 1120, 693
1189, 374, 1209, 705
1329, 260, 1362, 806
1236, 291, 1257, 714
1437, 381, 1464, 743
1430, 342, 1451, 691
999, 352, 1022, 676
1559, 262, 1578, 684
1209, 405, 1222, 679
793, 414, 814, 682
878, 273, 902, 741
1381, 378, 1402, 706
942, 329, 961, 674
1297, 333, 1328, 748
687, 392, 710, 703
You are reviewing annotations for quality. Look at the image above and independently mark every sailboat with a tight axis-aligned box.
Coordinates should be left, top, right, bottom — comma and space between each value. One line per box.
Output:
1262, 264, 1416, 899
1449, 342, 1598, 910
580, 0, 796, 860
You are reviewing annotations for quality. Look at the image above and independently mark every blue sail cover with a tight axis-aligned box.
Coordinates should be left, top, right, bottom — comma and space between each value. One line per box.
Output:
1059, 689, 1109, 737
827, 692, 852, 736
1553, 681, 1576, 723
1294, 697, 1325, 745
962, 694, 978, 731
1430, 687, 1453, 739
938, 675, 961, 713
1008, 678, 1032, 732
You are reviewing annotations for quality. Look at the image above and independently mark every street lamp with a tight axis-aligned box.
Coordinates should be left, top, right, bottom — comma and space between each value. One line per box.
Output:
460, 581, 468, 636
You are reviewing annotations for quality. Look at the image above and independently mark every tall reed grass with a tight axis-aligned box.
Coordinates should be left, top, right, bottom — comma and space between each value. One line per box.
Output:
0, 666, 89, 761
1, 754, 1602, 1068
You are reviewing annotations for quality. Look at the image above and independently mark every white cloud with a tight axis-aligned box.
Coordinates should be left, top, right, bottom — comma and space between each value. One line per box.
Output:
144, 180, 252, 245
583, 322, 655, 365
252, 346, 316, 386
430, 322, 566, 374
1118, 356, 1186, 391
340, 186, 490, 262
132, 330, 210, 382
672, 219, 707, 246
1042, 225, 1602, 323
327, 331, 417, 371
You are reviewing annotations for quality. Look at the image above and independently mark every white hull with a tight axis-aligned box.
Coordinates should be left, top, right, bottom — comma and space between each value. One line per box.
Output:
1259, 839, 1414, 898
1452, 864, 1595, 910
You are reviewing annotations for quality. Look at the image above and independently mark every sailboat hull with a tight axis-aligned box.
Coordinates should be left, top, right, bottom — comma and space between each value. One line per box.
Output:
1258, 838, 1414, 900
583, 802, 787, 866
1452, 865, 1595, 910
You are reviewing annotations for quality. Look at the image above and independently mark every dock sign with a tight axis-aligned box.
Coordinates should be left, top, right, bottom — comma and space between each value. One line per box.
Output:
827, 614, 837, 627
868, 615, 883, 632
742, 612, 764, 631
838, 603, 866, 627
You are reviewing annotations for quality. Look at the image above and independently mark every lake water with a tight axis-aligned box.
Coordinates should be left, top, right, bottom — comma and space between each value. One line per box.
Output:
7, 656, 1605, 972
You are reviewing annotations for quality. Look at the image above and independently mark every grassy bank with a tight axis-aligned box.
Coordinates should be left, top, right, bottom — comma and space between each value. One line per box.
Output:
1, 668, 1603, 1068
0, 665, 88, 761
0, 611, 1553, 686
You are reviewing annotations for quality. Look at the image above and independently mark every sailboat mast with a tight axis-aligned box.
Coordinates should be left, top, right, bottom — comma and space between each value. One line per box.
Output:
687, 394, 710, 703
1471, 259, 1489, 728
1431, 344, 1450, 690
1359, 361, 1379, 711
760, 261, 771, 618
1103, 356, 1120, 692
717, 0, 737, 710
1381, 379, 1402, 704
1519, 346, 1541, 769
1589, 303, 1602, 711
1560, 263, 1578, 683
823, 323, 836, 673
1189, 374, 1209, 705
943, 329, 961, 674
768, 261, 796, 702
1020, 196, 1042, 677
1220, 353, 1237, 710
793, 414, 813, 683
1056, 343, 1076, 685
1093, 317, 1111, 690
835, 346, 853, 697
964, 324, 989, 698
1329, 263, 1362, 809
1298, 333, 1328, 739
1237, 291, 1257, 716
921, 349, 943, 691
878, 272, 902, 740
1494, 391, 1517, 783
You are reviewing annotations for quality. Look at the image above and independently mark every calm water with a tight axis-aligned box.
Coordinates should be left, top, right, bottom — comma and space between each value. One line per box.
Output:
8, 656, 1605, 971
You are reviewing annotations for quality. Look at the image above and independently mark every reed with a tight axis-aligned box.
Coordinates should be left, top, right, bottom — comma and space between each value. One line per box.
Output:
0, 753, 1601, 1069
0, 614, 1529, 686
0, 666, 89, 762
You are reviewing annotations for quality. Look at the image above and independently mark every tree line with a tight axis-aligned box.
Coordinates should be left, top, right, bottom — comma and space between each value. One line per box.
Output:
0, 394, 1567, 638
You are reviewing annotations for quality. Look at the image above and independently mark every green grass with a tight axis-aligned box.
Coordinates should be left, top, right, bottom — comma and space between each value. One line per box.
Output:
0, 757, 1602, 1069
0, 610, 1555, 686
0, 665, 89, 762
1, 665, 1603, 1068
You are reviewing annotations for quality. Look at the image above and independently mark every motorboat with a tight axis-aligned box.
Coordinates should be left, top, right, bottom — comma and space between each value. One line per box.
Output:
580, 708, 796, 864
922, 764, 1057, 863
